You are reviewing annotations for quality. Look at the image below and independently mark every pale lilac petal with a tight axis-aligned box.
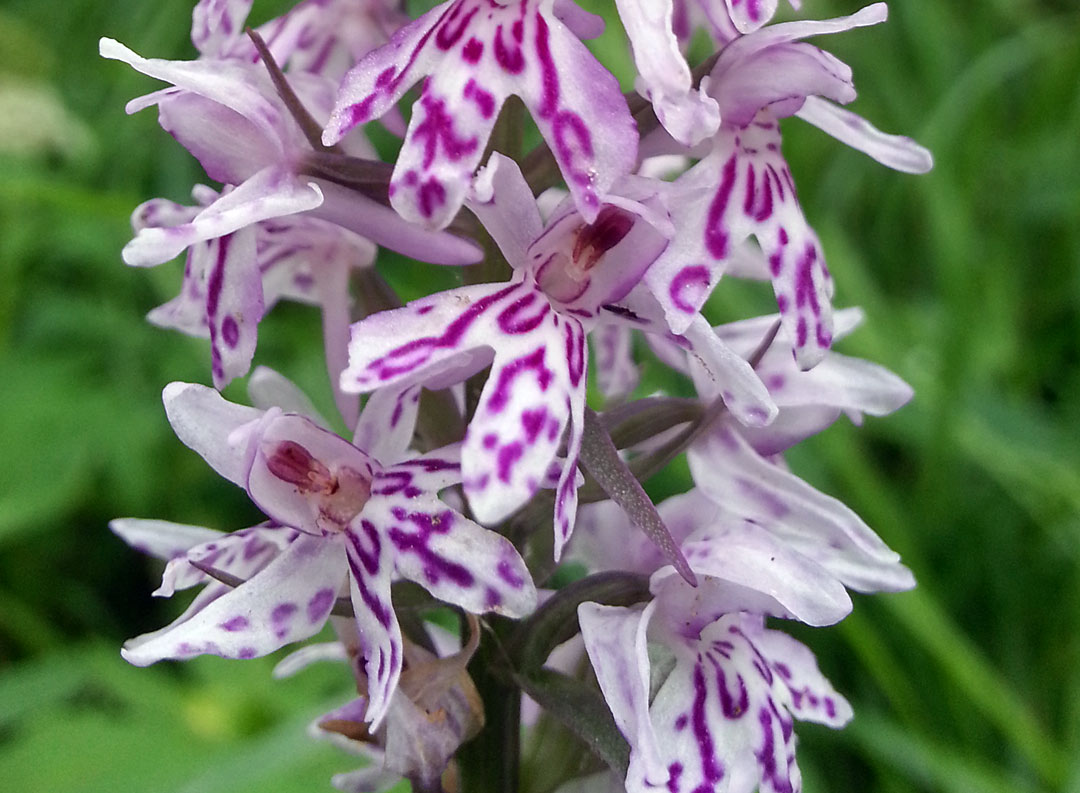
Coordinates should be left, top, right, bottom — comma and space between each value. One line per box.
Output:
386, 446, 465, 493
591, 323, 639, 402
468, 153, 545, 266
273, 641, 349, 679
122, 166, 323, 267
363, 490, 537, 617
121, 532, 346, 666
100, 37, 286, 151
163, 381, 264, 486
615, 0, 720, 146
206, 229, 264, 388
578, 601, 667, 786
753, 624, 853, 727
109, 518, 222, 561
552, 321, 586, 558
552, 0, 605, 39
797, 95, 934, 173
689, 426, 915, 592
735, 406, 842, 456
131, 197, 199, 232
353, 386, 422, 464
309, 179, 483, 265
248, 366, 332, 427
651, 519, 853, 626
718, 3, 887, 65
343, 519, 402, 727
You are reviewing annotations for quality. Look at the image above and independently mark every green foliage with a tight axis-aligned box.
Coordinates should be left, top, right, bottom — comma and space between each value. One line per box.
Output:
0, 1, 1077, 792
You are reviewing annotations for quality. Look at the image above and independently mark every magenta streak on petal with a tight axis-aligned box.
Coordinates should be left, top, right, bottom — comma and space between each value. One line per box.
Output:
692, 660, 726, 786
712, 657, 749, 719
793, 244, 820, 313
371, 471, 422, 499
564, 320, 584, 386
669, 265, 711, 314
496, 558, 525, 588
393, 457, 460, 473
705, 155, 739, 259
496, 291, 551, 333
667, 762, 683, 793
435, 2, 479, 50
464, 78, 497, 118
346, 525, 392, 628
386, 507, 474, 586
768, 164, 787, 201
494, 23, 525, 73
534, 14, 559, 118
307, 588, 335, 623
487, 347, 554, 413
361, 283, 521, 382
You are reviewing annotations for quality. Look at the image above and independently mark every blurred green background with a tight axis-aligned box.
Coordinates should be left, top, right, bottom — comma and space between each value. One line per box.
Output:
1, 0, 1078, 791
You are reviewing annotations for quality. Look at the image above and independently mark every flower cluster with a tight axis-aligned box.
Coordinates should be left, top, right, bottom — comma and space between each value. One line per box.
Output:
104, 1, 930, 791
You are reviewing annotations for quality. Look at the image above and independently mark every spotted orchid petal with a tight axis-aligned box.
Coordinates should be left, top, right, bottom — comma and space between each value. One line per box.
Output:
153, 524, 299, 598
724, 0, 780, 34
343, 518, 402, 727
122, 531, 347, 666
689, 425, 915, 592
323, 0, 637, 228
363, 481, 537, 617
614, 0, 720, 146
340, 280, 586, 534
626, 612, 848, 793
644, 120, 834, 369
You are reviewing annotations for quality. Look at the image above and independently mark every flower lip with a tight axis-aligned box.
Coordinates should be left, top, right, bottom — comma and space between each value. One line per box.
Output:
264, 439, 374, 532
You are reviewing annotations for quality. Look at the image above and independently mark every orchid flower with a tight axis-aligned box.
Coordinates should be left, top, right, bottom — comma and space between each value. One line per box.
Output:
100, 25, 480, 390
322, 0, 637, 229
117, 381, 535, 727
572, 480, 912, 793
340, 154, 777, 559
640, 3, 932, 370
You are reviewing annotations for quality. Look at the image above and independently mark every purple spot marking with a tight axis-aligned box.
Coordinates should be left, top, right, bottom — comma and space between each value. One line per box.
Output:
521, 408, 547, 443
220, 615, 248, 632
237, 647, 257, 659
462, 37, 484, 63
667, 762, 683, 793
674, 714, 688, 731
221, 316, 239, 349
418, 178, 447, 219
565, 321, 585, 387
307, 588, 335, 623
669, 265, 710, 313
704, 155, 738, 258
272, 603, 298, 627
346, 530, 392, 629
796, 317, 808, 348
496, 442, 524, 483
